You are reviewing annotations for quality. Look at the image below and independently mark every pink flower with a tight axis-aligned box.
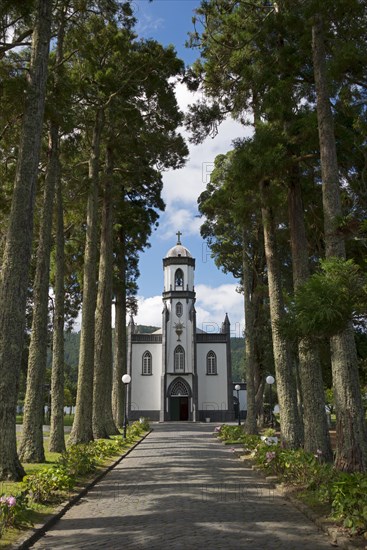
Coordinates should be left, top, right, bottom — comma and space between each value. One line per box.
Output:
6, 496, 16, 507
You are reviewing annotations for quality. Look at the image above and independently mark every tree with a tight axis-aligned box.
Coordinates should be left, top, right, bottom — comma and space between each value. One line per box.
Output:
49, 168, 66, 453
93, 140, 118, 438
19, 2, 69, 463
311, 7, 367, 471
188, 0, 364, 457
68, 107, 104, 445
69, 10, 187, 443
0, 0, 52, 481
198, 150, 270, 435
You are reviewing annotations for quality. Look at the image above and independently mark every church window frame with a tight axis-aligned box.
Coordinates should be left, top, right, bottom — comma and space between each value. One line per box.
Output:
206, 350, 217, 375
176, 302, 183, 317
142, 351, 152, 376
174, 268, 184, 289
174, 345, 185, 373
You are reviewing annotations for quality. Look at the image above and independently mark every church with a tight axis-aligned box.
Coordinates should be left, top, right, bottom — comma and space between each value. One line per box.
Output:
127, 233, 233, 422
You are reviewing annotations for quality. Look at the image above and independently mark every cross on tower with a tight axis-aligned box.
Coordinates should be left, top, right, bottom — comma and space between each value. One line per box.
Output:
176, 230, 182, 245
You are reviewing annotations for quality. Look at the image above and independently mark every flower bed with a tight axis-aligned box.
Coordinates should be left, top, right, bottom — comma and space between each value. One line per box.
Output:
214, 424, 367, 538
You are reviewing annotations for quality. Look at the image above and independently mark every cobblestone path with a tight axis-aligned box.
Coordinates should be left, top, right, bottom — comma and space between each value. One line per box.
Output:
30, 423, 334, 549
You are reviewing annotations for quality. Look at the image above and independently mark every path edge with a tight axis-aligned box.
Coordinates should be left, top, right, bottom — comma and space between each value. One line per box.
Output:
13, 430, 152, 550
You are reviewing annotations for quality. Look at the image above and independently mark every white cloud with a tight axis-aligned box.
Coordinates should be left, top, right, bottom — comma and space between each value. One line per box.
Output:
135, 283, 245, 336
196, 283, 244, 337
159, 207, 202, 241
160, 82, 252, 224
135, 295, 163, 327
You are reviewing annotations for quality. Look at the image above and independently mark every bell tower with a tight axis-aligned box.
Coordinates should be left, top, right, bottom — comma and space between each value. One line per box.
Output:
160, 232, 198, 421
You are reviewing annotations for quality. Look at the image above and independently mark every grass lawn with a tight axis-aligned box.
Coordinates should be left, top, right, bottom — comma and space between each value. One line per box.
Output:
16, 414, 75, 427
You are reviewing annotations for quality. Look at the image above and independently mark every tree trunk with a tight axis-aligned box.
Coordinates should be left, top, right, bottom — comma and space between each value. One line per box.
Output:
49, 162, 66, 453
0, 0, 51, 480
312, 14, 367, 471
93, 144, 119, 438
243, 228, 257, 434
260, 180, 303, 448
68, 108, 104, 445
112, 226, 127, 428
288, 175, 332, 460
19, 122, 59, 463
48, 6, 67, 454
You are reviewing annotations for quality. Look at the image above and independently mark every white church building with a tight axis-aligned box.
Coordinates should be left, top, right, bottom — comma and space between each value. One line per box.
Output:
127, 234, 234, 422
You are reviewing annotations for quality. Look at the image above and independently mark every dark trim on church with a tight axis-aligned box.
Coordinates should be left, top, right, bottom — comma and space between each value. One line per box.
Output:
132, 334, 162, 343
163, 257, 195, 268
196, 334, 227, 343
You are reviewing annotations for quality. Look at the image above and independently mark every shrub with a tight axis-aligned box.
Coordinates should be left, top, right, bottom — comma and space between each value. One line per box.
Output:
126, 422, 143, 440
92, 439, 122, 460
253, 442, 335, 488
22, 465, 74, 503
58, 444, 98, 477
138, 417, 150, 431
217, 425, 244, 442
0, 493, 33, 538
329, 473, 367, 534
20, 423, 147, 506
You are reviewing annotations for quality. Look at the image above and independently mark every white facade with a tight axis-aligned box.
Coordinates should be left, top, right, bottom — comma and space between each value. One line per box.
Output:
127, 237, 233, 422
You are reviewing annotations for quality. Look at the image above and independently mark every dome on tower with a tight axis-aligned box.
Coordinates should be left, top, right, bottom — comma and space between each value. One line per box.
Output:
165, 231, 192, 258
166, 244, 192, 258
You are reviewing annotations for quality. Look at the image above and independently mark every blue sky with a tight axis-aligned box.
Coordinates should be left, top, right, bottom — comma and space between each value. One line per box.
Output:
130, 1, 251, 335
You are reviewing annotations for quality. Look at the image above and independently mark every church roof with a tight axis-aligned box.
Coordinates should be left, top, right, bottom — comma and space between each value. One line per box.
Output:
165, 244, 192, 258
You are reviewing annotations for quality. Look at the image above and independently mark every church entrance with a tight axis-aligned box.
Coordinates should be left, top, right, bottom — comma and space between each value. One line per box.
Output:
170, 397, 189, 421
167, 377, 191, 421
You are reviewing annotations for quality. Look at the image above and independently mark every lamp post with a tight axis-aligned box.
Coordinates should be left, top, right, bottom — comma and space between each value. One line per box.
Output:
122, 374, 131, 439
235, 384, 241, 426
266, 375, 275, 428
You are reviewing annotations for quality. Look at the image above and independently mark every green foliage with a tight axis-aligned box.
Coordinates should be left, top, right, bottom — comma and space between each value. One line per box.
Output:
217, 425, 245, 442
283, 258, 367, 339
325, 388, 335, 415
216, 424, 259, 451
22, 465, 74, 503
253, 441, 367, 535
21, 422, 146, 504
262, 428, 276, 437
92, 439, 122, 460
330, 473, 367, 533
58, 445, 98, 478
138, 417, 151, 431
231, 338, 245, 382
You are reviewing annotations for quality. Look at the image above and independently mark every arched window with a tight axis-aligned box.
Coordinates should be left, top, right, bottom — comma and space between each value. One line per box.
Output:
142, 351, 152, 375
176, 302, 183, 317
175, 268, 184, 289
206, 350, 217, 375
174, 345, 185, 372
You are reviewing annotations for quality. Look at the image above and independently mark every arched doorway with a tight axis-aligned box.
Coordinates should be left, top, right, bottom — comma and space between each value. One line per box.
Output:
168, 378, 191, 421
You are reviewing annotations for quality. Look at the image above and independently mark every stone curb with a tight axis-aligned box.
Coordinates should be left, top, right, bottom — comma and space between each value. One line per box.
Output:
13, 430, 152, 550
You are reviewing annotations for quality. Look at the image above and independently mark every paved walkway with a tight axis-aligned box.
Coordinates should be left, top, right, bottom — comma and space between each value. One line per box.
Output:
29, 423, 334, 549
